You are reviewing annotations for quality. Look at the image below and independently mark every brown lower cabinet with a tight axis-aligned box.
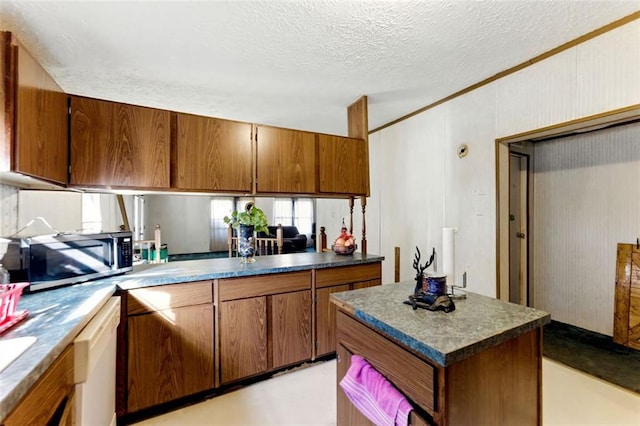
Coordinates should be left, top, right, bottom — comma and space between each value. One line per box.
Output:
117, 262, 381, 418
271, 290, 313, 368
315, 263, 382, 357
336, 310, 541, 426
121, 281, 214, 414
219, 297, 268, 383
2, 345, 75, 426
127, 303, 214, 412
218, 271, 312, 384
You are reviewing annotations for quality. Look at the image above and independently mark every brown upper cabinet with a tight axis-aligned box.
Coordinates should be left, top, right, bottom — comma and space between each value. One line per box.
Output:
318, 134, 369, 195
0, 32, 68, 185
255, 125, 317, 194
70, 96, 171, 188
1, 29, 369, 195
173, 113, 252, 192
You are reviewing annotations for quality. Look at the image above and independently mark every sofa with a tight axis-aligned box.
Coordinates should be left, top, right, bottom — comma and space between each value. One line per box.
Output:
258, 225, 308, 253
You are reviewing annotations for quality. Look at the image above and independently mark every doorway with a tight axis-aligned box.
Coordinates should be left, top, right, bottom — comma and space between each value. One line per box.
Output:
508, 153, 529, 306
496, 105, 640, 303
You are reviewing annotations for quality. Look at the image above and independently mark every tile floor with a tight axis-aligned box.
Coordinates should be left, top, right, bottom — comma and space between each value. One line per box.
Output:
134, 358, 640, 426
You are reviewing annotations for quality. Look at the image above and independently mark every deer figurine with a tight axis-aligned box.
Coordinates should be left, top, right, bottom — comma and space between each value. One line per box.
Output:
412, 246, 435, 294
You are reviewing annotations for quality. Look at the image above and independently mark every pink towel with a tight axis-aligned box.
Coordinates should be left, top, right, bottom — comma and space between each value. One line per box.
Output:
339, 354, 413, 426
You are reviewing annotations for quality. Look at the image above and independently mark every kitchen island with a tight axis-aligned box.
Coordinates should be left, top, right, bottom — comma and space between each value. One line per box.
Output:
331, 282, 550, 426
0, 251, 383, 423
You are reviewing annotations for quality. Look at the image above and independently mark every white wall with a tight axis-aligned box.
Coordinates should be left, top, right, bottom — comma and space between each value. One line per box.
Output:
369, 20, 640, 300
144, 194, 212, 254
533, 122, 640, 336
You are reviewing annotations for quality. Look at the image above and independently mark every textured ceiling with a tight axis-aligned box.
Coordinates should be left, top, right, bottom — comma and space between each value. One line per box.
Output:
1, 1, 639, 135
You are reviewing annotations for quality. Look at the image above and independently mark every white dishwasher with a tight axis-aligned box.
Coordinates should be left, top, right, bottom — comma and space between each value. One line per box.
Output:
74, 296, 120, 426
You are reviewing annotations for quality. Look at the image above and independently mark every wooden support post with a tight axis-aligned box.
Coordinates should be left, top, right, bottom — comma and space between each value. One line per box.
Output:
361, 196, 367, 255
395, 247, 400, 283
319, 226, 327, 252
347, 96, 370, 197
348, 196, 354, 235
116, 194, 130, 231
227, 224, 234, 257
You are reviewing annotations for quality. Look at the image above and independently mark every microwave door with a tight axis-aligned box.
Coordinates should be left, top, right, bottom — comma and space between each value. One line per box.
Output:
29, 237, 113, 283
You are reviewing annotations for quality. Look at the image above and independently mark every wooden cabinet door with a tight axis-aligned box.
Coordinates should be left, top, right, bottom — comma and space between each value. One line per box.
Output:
271, 290, 312, 368
318, 134, 369, 195
70, 96, 170, 188
10, 34, 68, 184
1, 31, 68, 184
174, 113, 252, 191
316, 284, 349, 357
219, 297, 268, 384
127, 304, 214, 412
256, 125, 316, 194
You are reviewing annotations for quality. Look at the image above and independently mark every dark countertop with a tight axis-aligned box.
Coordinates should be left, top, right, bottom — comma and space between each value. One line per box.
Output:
113, 251, 383, 290
0, 251, 383, 420
331, 281, 550, 367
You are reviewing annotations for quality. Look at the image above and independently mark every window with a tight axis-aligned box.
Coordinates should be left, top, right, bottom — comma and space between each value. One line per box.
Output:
293, 199, 313, 235
273, 199, 293, 226
273, 198, 314, 235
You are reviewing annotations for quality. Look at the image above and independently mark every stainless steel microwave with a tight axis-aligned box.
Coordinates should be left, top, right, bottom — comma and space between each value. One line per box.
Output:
2, 231, 133, 292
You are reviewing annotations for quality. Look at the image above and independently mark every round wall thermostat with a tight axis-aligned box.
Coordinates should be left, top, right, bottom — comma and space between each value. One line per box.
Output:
457, 144, 469, 158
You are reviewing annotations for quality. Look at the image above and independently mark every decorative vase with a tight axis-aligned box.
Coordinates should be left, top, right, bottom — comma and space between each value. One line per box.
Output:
238, 224, 256, 263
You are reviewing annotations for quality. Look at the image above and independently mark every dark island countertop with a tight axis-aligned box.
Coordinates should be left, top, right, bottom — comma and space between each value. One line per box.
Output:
0, 252, 383, 421
331, 281, 550, 366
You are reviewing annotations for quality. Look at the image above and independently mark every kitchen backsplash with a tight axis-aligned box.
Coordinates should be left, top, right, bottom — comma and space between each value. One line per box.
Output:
0, 184, 18, 237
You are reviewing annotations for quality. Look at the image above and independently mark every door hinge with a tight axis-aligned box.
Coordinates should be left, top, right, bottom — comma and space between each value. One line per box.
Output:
314, 296, 317, 304
516, 232, 526, 239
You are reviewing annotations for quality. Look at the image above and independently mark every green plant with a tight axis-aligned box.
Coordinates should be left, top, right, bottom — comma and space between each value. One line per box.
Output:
223, 202, 269, 234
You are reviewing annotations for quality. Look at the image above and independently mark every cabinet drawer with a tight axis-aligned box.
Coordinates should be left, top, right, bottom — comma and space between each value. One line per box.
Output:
316, 263, 381, 288
128, 281, 213, 315
336, 311, 436, 413
219, 271, 311, 301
